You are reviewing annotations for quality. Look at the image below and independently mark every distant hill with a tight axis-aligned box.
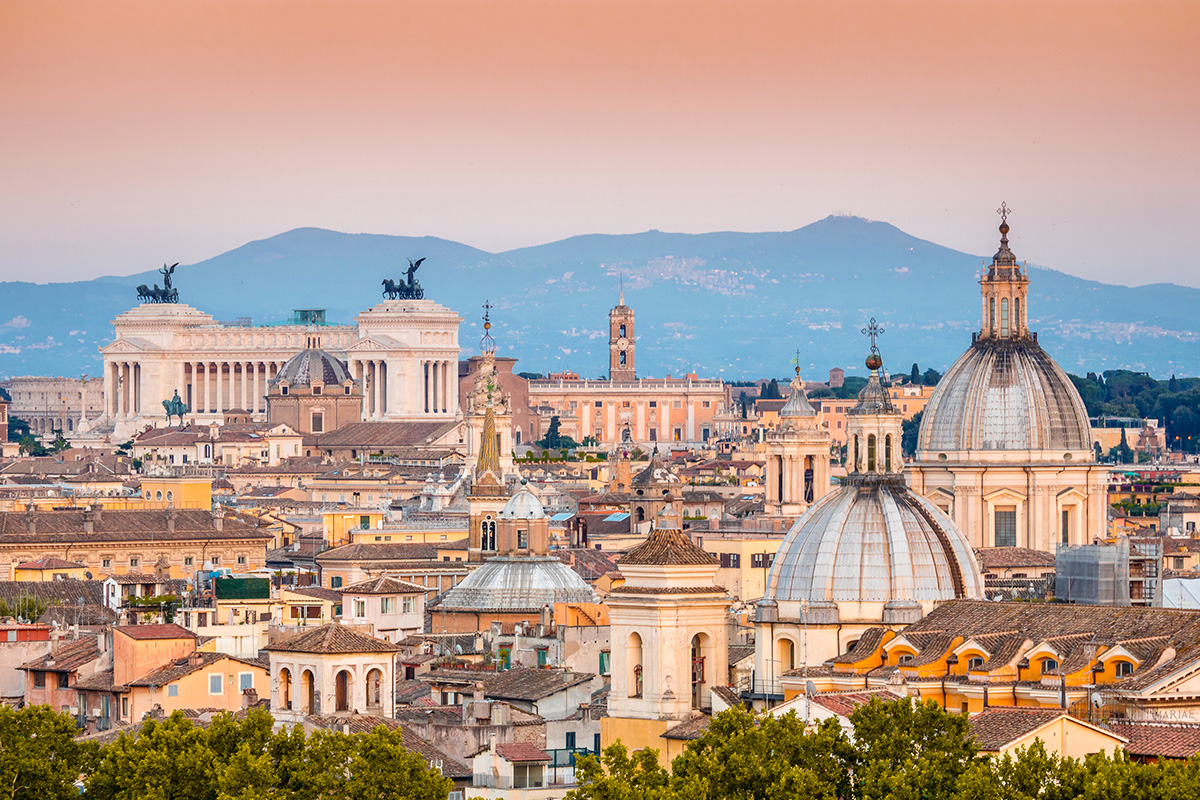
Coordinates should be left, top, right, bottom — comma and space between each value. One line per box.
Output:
1, 216, 1197, 381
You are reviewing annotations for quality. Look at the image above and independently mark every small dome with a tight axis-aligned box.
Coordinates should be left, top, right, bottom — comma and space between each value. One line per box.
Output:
918, 338, 1092, 453
766, 475, 983, 607
779, 377, 817, 419
272, 347, 352, 387
499, 486, 546, 520
437, 557, 597, 610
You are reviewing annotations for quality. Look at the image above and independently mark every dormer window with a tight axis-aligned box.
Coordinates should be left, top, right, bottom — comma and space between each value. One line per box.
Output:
312, 384, 322, 395
344, 384, 352, 395
281, 385, 289, 396
967, 656, 985, 671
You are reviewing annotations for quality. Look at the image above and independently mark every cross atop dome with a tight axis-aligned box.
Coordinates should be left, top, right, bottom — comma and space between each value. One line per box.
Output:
980, 204, 1030, 339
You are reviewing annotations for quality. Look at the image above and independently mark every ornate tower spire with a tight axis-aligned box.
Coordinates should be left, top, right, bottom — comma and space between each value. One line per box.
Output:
847, 320, 902, 476
471, 299, 506, 493
609, 286, 636, 381
978, 202, 1031, 340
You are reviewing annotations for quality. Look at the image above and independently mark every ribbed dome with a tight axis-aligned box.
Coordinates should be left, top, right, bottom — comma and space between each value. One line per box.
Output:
918, 338, 1092, 454
272, 348, 352, 387
437, 557, 597, 611
779, 376, 817, 419
499, 486, 546, 520
766, 475, 983, 606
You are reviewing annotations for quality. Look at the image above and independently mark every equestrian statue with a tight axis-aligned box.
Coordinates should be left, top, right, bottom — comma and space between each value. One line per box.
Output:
382, 257, 426, 300
162, 389, 188, 426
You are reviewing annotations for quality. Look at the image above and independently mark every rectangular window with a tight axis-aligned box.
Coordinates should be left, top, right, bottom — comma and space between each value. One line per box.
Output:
33, 671, 45, 688
1062, 508, 1070, 545
122, 697, 129, 717
239, 673, 253, 692
331, 576, 342, 588
168, 684, 178, 697
312, 385, 322, 395
402, 597, 415, 614
184, 557, 194, 567
751, 553, 764, 569
566, 731, 576, 750
594, 401, 602, 408
129, 558, 139, 568
719, 553, 731, 568
649, 429, 657, 442
354, 599, 365, 617
102, 559, 111, 569
599, 651, 610, 676
381, 597, 395, 614
537, 648, 548, 667
237, 555, 246, 565
729, 553, 740, 568
360, 515, 371, 528
703, 401, 711, 408
649, 401, 657, 408
209, 674, 223, 695
211, 556, 220, 565
311, 412, 324, 433
518, 530, 529, 549
673, 401, 682, 409
58, 672, 69, 689
994, 508, 1017, 548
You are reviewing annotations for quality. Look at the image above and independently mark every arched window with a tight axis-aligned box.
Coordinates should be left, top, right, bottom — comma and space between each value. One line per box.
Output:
619, 351, 627, 366
1001, 298, 1010, 337
366, 668, 383, 708
1114, 660, 1134, 678
1014, 297, 1022, 333
619, 324, 626, 337
885, 435, 893, 472
691, 633, 710, 710
335, 670, 351, 712
967, 656, 985, 671
777, 638, 796, 671
867, 434, 877, 472
628, 633, 643, 698
989, 297, 995, 332
279, 667, 292, 710
852, 435, 860, 471
1040, 658, 1059, 675
481, 517, 497, 551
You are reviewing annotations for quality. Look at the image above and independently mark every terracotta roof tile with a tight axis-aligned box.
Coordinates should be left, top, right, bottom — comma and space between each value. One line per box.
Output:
661, 714, 711, 740
264, 623, 400, 654
16, 557, 87, 570
495, 743, 552, 762
115, 623, 195, 640
974, 547, 1057, 569
810, 689, 902, 717
619, 529, 717, 567
343, 576, 428, 595
969, 708, 1070, 751
19, 636, 100, 672
1108, 721, 1200, 759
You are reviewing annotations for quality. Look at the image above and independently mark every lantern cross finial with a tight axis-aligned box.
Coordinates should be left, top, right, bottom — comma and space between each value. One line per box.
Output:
997, 201, 1012, 224
861, 318, 885, 353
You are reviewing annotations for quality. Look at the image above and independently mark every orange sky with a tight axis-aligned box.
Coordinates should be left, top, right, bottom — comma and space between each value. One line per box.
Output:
1, 0, 1198, 284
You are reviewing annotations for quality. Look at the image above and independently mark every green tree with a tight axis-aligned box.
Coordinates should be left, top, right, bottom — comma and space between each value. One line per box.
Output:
345, 726, 452, 800
49, 428, 69, 453
901, 411, 924, 458
0, 596, 49, 622
8, 414, 31, 441
1110, 428, 1135, 463
765, 379, 782, 399
539, 416, 563, 450
85, 711, 219, 800
849, 698, 977, 800
922, 368, 942, 386
18, 435, 48, 456
0, 705, 95, 800
910, 363, 921, 384
568, 742, 671, 800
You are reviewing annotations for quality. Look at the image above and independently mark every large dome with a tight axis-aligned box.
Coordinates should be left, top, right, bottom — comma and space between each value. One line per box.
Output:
918, 338, 1092, 454
766, 475, 983, 611
272, 347, 353, 387
436, 557, 597, 611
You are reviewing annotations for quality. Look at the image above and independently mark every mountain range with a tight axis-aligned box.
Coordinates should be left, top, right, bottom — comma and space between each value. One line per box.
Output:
1, 216, 1197, 382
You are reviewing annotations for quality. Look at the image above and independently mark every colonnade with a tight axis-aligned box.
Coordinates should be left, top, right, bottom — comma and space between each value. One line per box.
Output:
349, 359, 389, 420
105, 359, 289, 419
421, 359, 454, 415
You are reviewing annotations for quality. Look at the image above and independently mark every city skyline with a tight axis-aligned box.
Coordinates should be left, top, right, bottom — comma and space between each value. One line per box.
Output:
2, 1, 1198, 286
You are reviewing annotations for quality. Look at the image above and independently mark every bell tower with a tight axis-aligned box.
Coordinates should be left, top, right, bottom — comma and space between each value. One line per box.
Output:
978, 202, 1031, 341
764, 356, 832, 517
609, 287, 636, 381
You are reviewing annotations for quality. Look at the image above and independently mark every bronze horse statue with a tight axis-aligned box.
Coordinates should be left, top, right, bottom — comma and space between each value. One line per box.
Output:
382, 258, 426, 300
162, 390, 188, 426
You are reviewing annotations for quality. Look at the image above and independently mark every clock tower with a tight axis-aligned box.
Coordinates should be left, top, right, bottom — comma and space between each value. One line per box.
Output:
609, 290, 636, 381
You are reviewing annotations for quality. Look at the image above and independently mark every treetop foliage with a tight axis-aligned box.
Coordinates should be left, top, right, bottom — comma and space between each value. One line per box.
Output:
1, 706, 452, 800
568, 699, 1200, 800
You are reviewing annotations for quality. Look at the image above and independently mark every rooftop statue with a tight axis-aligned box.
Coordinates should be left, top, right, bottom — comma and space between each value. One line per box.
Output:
136, 263, 180, 303
382, 257, 426, 300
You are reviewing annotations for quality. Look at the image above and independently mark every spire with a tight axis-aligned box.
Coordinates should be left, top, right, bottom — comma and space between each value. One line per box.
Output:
619, 274, 625, 306
978, 203, 1031, 340
779, 350, 816, 419
476, 400, 501, 480
849, 319, 895, 417
471, 299, 505, 493
480, 300, 496, 355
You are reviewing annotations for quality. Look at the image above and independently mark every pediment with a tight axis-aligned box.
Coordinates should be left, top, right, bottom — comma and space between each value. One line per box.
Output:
984, 487, 1027, 504
101, 338, 150, 354
345, 336, 399, 352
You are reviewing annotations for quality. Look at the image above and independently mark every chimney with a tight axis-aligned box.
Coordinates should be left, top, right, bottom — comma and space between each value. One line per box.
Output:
166, 507, 177, 533
83, 505, 96, 534
25, 504, 36, 534
241, 687, 258, 709
212, 506, 225, 532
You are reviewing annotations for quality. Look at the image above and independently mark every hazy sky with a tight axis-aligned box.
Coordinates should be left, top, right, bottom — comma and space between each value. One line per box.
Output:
2, 0, 1198, 286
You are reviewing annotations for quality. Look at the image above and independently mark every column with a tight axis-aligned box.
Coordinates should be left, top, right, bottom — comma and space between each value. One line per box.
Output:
423, 361, 430, 414
195, 362, 204, 413
252, 362, 260, 414
242, 362, 250, 411
373, 360, 382, 419
215, 362, 224, 414
431, 362, 439, 414
379, 362, 387, 417
112, 363, 122, 418
442, 361, 449, 413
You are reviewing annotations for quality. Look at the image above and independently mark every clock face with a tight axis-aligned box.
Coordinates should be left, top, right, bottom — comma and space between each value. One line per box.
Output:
617, 337, 629, 348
